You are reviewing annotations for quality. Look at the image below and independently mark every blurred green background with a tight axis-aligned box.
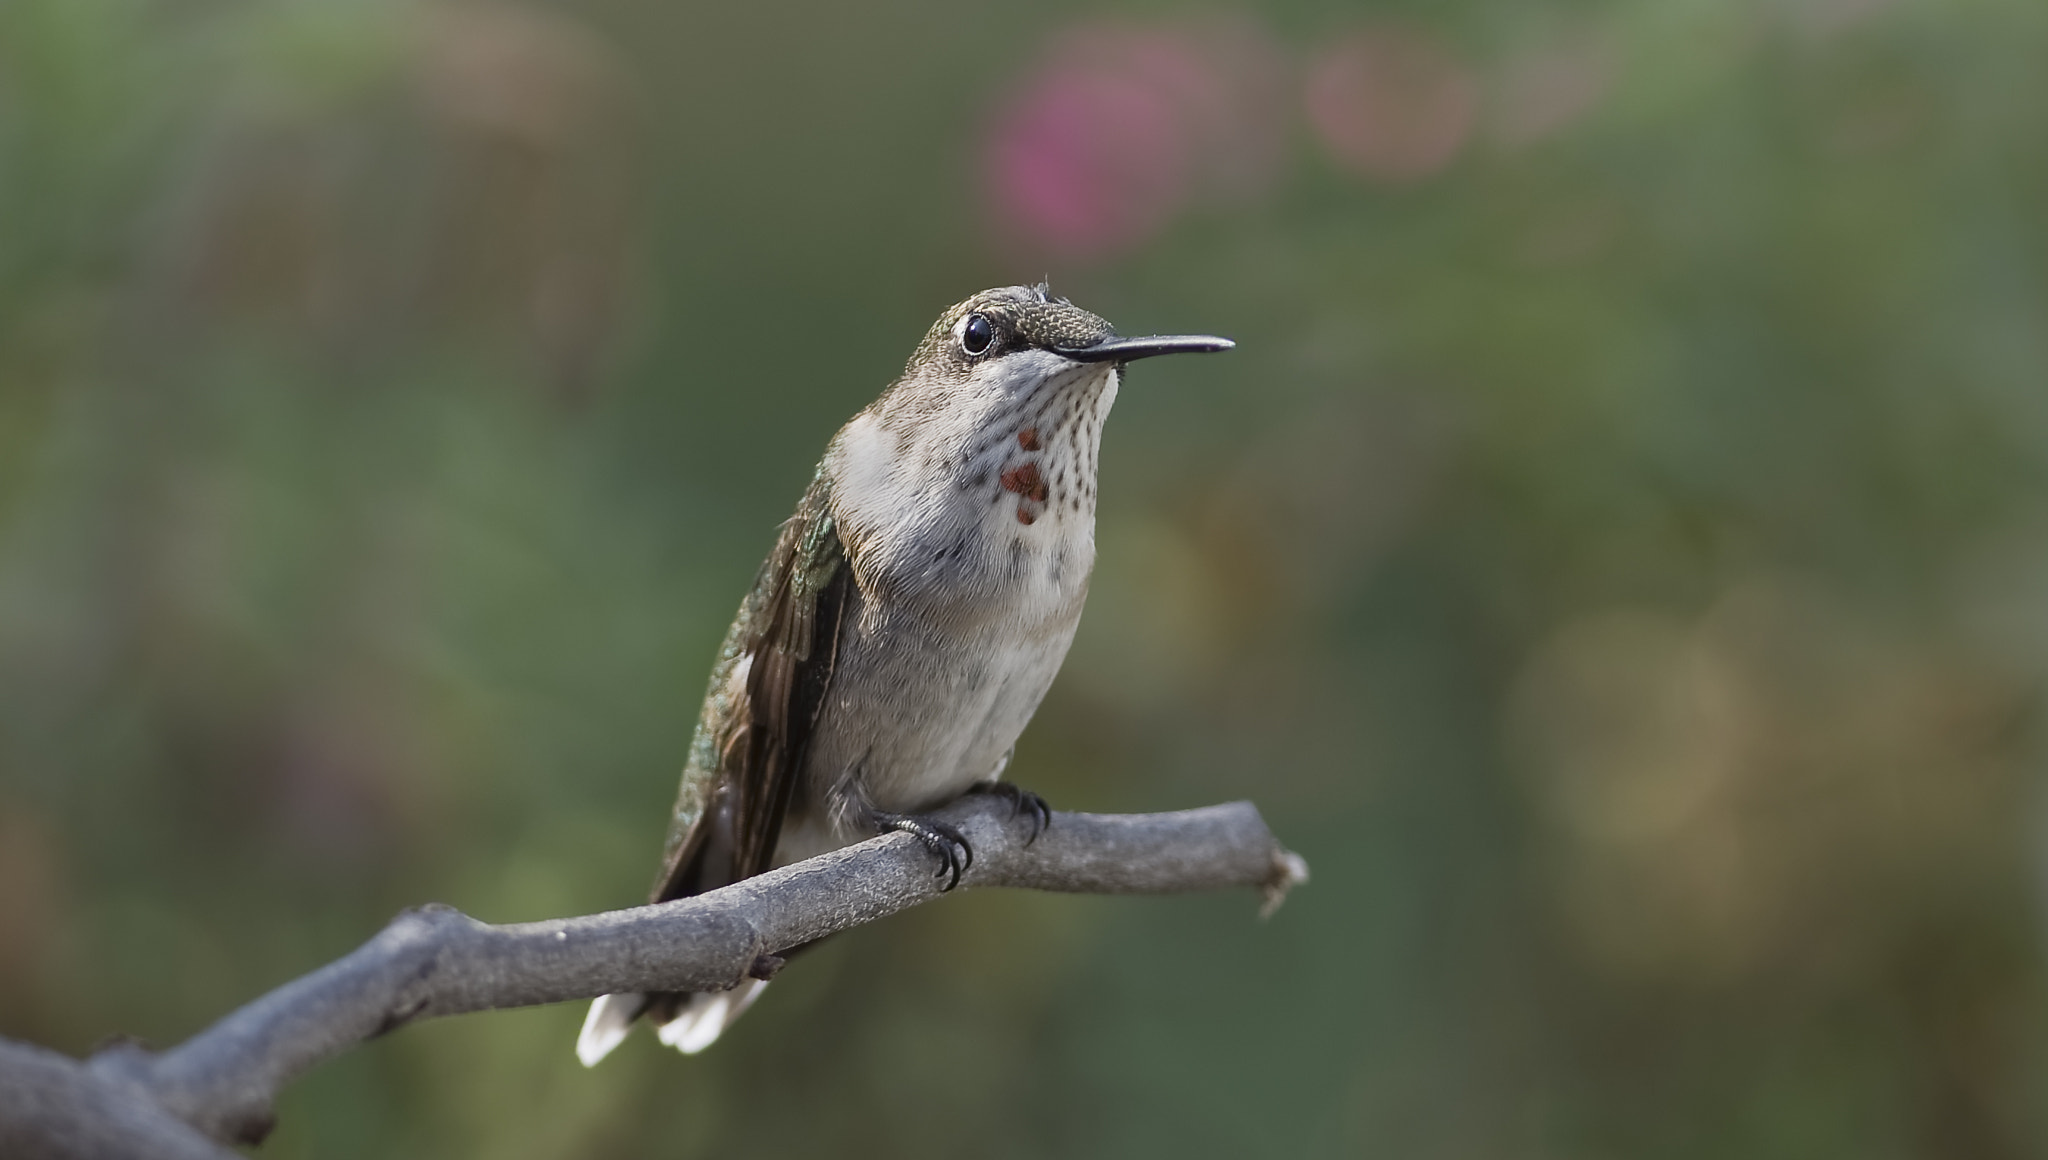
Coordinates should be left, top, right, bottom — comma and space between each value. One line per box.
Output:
5, 0, 2048, 1155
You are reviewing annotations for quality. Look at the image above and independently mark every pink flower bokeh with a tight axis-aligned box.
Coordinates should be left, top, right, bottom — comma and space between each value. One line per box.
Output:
983, 18, 1606, 256
984, 22, 1286, 258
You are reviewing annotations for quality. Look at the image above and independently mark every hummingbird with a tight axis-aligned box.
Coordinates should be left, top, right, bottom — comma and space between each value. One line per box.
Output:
576, 284, 1232, 1065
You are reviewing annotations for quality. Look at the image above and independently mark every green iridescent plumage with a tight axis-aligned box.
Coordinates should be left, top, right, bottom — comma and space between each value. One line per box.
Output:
652, 469, 847, 904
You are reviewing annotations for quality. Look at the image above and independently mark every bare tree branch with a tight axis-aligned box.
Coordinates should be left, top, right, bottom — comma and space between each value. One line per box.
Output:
0, 1041, 240, 1160
0, 796, 1306, 1156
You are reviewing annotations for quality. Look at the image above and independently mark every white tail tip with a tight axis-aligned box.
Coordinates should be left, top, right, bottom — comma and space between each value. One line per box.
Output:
577, 993, 642, 1067
653, 980, 768, 1055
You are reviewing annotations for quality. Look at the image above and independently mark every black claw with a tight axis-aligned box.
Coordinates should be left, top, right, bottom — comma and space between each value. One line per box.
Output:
878, 813, 973, 891
972, 782, 1053, 846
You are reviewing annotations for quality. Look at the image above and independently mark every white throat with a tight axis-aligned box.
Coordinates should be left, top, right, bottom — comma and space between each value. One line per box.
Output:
825, 356, 1119, 625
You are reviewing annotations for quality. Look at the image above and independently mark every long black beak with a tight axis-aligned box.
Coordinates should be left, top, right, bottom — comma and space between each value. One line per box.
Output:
1052, 334, 1235, 363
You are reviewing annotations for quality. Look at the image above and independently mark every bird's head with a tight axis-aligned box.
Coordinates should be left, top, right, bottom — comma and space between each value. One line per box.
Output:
867, 284, 1230, 475
829, 285, 1231, 571
894, 283, 1232, 402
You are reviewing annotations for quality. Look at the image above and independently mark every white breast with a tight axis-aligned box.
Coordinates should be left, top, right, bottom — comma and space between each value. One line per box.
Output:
809, 362, 1119, 823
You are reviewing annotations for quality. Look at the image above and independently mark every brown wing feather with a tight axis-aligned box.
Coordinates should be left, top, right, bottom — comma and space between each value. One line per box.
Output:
733, 559, 849, 878
650, 478, 847, 905
633, 481, 848, 1030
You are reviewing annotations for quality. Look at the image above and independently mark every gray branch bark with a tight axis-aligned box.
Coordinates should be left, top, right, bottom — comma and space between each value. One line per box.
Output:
0, 796, 1306, 1158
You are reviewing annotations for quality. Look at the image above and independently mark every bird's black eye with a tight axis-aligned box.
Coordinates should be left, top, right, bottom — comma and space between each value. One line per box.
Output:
961, 313, 995, 357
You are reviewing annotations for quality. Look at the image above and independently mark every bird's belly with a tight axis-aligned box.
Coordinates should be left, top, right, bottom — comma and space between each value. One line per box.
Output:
799, 479, 1097, 838
809, 612, 1078, 820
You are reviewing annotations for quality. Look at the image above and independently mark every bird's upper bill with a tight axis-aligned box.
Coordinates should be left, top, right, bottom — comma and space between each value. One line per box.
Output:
1051, 334, 1235, 362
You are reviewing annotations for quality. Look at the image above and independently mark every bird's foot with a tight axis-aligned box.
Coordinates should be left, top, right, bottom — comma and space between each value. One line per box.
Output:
875, 813, 973, 891
969, 781, 1051, 845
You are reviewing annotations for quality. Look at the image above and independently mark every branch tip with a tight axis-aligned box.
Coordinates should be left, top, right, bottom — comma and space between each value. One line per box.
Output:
1260, 848, 1310, 919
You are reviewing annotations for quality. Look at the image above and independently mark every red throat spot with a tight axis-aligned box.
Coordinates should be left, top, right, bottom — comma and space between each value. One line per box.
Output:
1016, 506, 1036, 525
1017, 428, 1041, 451
1000, 462, 1044, 499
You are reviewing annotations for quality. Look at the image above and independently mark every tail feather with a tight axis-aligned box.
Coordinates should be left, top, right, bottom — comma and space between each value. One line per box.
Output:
577, 992, 647, 1067
652, 981, 768, 1055
576, 983, 768, 1066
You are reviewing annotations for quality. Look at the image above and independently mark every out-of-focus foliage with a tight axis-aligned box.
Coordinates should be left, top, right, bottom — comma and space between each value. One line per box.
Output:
4, 0, 2048, 1155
